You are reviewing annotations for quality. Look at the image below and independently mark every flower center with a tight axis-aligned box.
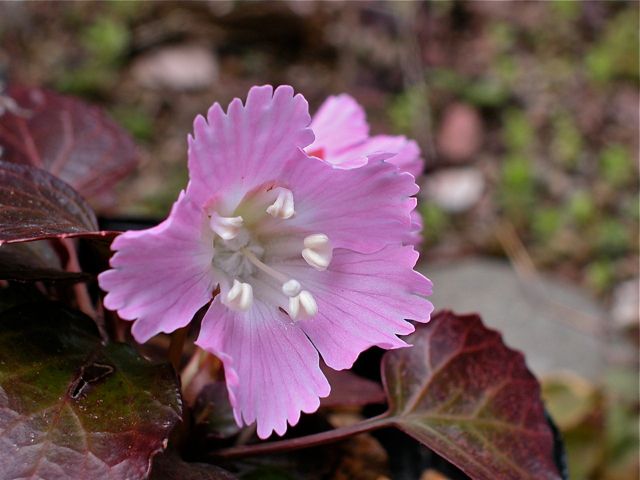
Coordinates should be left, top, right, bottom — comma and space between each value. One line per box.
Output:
208, 186, 331, 320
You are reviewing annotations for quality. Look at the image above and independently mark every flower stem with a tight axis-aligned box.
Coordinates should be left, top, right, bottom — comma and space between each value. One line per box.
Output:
211, 413, 392, 459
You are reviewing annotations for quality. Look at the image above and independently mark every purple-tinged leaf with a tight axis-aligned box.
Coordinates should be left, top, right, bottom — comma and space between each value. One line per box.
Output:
0, 86, 138, 204
381, 311, 562, 480
0, 302, 182, 479
0, 161, 114, 244
0, 240, 90, 282
321, 368, 386, 409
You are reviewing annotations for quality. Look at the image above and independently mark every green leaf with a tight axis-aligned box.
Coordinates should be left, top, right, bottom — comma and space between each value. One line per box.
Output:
381, 311, 562, 480
0, 302, 182, 479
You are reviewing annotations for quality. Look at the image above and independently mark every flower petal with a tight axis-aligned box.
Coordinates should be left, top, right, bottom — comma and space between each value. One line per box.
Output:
196, 299, 330, 439
279, 245, 433, 370
281, 155, 419, 253
357, 135, 424, 178
402, 210, 423, 247
187, 85, 315, 209
307, 94, 369, 167
99, 192, 217, 343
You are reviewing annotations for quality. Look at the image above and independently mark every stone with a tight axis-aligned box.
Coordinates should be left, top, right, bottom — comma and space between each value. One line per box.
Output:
611, 277, 639, 329
131, 44, 218, 91
420, 257, 607, 381
422, 167, 484, 213
436, 103, 483, 162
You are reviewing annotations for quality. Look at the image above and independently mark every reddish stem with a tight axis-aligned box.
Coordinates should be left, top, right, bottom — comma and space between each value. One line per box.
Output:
168, 326, 189, 372
212, 413, 392, 459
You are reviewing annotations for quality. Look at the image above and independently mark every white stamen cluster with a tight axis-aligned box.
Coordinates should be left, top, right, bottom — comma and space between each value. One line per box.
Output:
210, 187, 331, 320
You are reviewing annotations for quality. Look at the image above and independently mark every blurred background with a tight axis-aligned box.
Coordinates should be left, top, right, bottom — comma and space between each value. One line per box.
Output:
0, 1, 638, 478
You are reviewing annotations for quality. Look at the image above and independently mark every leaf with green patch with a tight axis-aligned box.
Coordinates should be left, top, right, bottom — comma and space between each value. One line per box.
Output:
0, 86, 138, 205
381, 311, 561, 480
0, 302, 182, 479
0, 161, 114, 244
150, 451, 237, 480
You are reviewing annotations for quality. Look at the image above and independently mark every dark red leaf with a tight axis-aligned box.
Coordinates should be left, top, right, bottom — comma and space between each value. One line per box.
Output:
0, 240, 90, 282
0, 86, 138, 204
381, 311, 561, 480
0, 302, 182, 479
321, 368, 386, 409
0, 161, 114, 244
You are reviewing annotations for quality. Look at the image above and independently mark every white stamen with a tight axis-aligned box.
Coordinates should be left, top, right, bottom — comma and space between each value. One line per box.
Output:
210, 213, 244, 240
224, 279, 253, 311
288, 290, 318, 320
282, 279, 301, 297
302, 233, 333, 271
266, 187, 295, 219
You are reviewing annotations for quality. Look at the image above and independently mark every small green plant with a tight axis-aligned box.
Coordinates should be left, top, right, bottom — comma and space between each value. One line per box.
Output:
551, 113, 583, 169
567, 190, 596, 227
599, 144, 634, 188
585, 10, 640, 84
503, 108, 534, 153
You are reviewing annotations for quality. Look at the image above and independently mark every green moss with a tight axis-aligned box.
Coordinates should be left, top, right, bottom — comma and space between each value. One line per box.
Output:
420, 202, 449, 243
585, 260, 615, 292
502, 109, 534, 153
567, 190, 596, 226
595, 220, 631, 257
463, 79, 509, 108
586, 10, 640, 84
389, 86, 427, 136
110, 106, 154, 142
532, 207, 562, 242
550, 0, 581, 20
499, 153, 536, 224
55, 64, 116, 96
82, 18, 130, 66
551, 113, 583, 168
488, 23, 516, 53
428, 68, 509, 107
599, 144, 634, 188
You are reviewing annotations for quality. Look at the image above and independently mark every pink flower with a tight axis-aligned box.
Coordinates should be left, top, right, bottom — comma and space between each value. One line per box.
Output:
98, 86, 433, 438
307, 94, 424, 244
306, 94, 424, 177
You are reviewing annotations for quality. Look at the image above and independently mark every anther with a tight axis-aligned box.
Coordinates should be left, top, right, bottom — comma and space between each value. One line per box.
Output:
302, 234, 333, 271
266, 187, 295, 219
282, 279, 301, 297
288, 290, 318, 320
210, 213, 244, 240
224, 279, 253, 311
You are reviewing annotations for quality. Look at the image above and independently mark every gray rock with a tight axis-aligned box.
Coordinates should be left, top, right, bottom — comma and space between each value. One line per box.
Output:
420, 257, 606, 380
